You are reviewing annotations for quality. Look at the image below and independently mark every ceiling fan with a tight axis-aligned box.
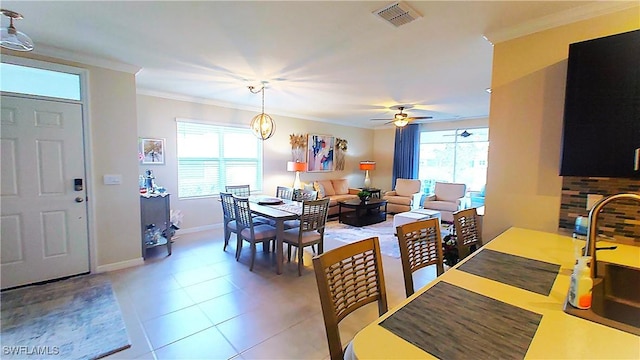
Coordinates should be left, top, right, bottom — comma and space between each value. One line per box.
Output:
371, 106, 433, 127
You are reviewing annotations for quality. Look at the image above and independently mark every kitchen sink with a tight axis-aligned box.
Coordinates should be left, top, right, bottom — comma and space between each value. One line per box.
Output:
564, 261, 640, 336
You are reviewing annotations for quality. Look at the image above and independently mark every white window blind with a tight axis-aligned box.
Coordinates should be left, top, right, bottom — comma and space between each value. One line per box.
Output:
176, 121, 263, 198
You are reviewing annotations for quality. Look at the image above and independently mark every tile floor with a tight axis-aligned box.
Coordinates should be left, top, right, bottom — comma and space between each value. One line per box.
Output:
105, 221, 439, 359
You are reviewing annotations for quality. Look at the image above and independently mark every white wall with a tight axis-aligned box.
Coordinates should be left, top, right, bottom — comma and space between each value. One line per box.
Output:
483, 6, 640, 241
136, 94, 376, 232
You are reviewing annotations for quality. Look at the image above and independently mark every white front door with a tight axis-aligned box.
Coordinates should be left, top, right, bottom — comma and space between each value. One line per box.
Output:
1, 95, 89, 289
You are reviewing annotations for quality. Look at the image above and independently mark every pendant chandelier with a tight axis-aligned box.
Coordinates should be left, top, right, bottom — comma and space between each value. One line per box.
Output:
248, 84, 275, 140
0, 9, 33, 52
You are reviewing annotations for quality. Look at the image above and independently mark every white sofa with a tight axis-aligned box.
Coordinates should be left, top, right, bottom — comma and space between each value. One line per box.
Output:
422, 182, 467, 223
382, 179, 423, 214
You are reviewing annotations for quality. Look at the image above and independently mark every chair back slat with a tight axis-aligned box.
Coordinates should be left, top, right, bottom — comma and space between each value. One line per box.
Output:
226, 184, 251, 197
220, 192, 235, 220
233, 195, 254, 230
276, 186, 295, 200
300, 198, 329, 232
453, 208, 482, 259
313, 237, 388, 360
396, 218, 444, 297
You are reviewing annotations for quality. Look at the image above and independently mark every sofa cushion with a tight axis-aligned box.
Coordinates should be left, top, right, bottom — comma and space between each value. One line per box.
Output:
383, 195, 413, 206
313, 181, 326, 198
423, 200, 459, 212
317, 180, 335, 196
331, 179, 349, 195
434, 182, 466, 201
395, 179, 421, 197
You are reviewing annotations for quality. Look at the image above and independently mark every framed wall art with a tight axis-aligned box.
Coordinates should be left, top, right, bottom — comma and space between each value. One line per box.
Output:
307, 134, 334, 172
139, 137, 165, 165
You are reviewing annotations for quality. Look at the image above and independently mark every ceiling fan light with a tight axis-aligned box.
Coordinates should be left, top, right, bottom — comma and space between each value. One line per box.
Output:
394, 119, 409, 127
0, 11, 33, 52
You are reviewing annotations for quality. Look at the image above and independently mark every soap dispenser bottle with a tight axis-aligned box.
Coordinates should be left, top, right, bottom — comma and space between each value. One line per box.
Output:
569, 256, 593, 309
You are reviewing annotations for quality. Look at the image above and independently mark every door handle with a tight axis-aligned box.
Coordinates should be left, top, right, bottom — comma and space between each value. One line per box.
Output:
75, 197, 84, 203
634, 148, 639, 171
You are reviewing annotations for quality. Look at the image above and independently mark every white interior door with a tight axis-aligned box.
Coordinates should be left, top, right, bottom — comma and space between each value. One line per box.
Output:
1, 95, 89, 289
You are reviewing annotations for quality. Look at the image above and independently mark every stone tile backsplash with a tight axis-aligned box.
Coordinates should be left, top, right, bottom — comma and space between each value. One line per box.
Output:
559, 177, 640, 246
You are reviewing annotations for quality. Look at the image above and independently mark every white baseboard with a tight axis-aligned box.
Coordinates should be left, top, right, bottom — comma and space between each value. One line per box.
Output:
96, 257, 144, 273
175, 223, 222, 235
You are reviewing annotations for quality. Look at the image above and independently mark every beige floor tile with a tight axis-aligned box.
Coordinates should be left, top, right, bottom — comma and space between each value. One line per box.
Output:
197, 289, 263, 325
132, 287, 196, 321
183, 277, 239, 304
172, 265, 225, 288
154, 327, 236, 360
240, 314, 328, 360
143, 305, 213, 349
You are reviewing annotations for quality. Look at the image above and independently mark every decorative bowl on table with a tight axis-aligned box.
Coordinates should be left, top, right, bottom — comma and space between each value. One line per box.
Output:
357, 190, 371, 202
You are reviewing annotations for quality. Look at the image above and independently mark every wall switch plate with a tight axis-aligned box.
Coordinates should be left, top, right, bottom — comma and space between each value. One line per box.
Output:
103, 174, 122, 185
586, 194, 603, 210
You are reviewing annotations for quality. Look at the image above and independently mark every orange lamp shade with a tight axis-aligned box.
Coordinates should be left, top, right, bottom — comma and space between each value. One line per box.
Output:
359, 161, 376, 171
287, 161, 307, 172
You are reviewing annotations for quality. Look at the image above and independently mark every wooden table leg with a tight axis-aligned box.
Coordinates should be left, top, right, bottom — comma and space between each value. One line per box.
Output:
275, 219, 284, 275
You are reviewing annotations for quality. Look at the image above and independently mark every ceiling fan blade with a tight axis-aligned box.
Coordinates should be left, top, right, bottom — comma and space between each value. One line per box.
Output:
407, 116, 433, 120
370, 118, 394, 121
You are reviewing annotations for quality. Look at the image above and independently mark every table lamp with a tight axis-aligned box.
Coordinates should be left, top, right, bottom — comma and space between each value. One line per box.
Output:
287, 161, 307, 189
359, 161, 376, 188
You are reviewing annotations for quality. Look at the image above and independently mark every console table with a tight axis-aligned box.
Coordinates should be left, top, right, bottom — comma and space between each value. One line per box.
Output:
338, 198, 387, 227
140, 193, 172, 259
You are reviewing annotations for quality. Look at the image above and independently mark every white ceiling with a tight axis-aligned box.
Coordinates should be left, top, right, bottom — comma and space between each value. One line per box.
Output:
2, 1, 634, 128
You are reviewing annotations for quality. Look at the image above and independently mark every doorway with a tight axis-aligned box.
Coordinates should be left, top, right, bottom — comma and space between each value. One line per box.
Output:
1, 59, 90, 289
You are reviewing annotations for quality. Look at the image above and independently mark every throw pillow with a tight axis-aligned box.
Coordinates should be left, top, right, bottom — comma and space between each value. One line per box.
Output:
313, 181, 326, 199
332, 179, 349, 195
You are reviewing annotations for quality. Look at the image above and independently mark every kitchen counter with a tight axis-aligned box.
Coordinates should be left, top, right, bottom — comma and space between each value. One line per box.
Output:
350, 227, 640, 359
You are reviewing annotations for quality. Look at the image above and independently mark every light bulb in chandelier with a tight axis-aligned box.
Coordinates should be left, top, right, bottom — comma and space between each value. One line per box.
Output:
248, 84, 275, 140
0, 10, 33, 52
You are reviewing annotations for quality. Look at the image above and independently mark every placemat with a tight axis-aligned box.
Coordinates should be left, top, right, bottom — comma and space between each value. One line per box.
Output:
457, 249, 560, 296
379, 282, 541, 360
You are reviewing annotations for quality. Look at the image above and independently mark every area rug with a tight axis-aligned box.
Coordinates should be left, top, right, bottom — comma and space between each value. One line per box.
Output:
1, 274, 130, 360
325, 216, 401, 258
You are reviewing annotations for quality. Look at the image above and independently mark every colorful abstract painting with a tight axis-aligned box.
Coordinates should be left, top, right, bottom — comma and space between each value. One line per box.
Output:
307, 134, 334, 172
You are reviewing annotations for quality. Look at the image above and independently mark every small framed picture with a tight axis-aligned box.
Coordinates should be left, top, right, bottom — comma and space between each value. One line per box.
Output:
139, 138, 165, 165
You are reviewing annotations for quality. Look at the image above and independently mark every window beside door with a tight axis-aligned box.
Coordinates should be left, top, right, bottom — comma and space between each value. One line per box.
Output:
176, 120, 263, 199
418, 128, 489, 195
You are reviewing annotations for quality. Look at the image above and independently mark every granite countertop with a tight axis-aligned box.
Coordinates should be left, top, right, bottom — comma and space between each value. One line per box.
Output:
351, 227, 640, 359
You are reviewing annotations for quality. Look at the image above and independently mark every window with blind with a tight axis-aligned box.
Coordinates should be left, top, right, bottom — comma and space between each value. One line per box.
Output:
176, 120, 263, 198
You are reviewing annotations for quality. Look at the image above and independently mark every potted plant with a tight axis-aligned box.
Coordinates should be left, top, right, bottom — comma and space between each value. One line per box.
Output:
357, 190, 371, 202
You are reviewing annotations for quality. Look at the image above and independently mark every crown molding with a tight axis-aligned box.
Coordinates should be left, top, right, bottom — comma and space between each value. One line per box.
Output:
31, 44, 140, 74
485, 1, 638, 44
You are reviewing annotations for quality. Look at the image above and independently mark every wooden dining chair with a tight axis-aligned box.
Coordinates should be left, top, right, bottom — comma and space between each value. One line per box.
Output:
312, 237, 388, 360
276, 186, 295, 200
232, 195, 277, 271
225, 184, 251, 197
396, 218, 445, 297
452, 207, 482, 260
219, 192, 239, 253
282, 198, 330, 276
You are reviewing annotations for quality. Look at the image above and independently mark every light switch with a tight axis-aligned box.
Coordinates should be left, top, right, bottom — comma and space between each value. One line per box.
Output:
586, 194, 603, 210
103, 174, 122, 185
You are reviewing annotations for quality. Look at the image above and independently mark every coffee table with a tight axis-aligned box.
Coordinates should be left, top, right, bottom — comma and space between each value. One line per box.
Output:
338, 198, 387, 227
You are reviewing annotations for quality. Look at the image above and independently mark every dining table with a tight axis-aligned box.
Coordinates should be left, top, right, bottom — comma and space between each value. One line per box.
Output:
346, 227, 640, 359
248, 196, 301, 275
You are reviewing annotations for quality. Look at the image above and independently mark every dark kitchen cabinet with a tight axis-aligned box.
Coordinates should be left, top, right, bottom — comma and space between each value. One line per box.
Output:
560, 29, 640, 177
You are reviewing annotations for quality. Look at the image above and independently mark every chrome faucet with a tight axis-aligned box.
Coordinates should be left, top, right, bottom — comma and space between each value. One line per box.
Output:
585, 193, 640, 278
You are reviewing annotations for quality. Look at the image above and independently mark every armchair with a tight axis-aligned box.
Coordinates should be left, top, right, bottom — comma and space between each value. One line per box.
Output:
383, 179, 422, 214
422, 182, 467, 223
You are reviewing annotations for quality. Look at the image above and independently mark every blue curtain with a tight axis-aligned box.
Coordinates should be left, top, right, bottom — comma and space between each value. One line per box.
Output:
392, 124, 420, 187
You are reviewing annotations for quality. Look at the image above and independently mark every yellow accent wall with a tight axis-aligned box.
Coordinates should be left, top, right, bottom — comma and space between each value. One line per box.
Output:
483, 6, 640, 240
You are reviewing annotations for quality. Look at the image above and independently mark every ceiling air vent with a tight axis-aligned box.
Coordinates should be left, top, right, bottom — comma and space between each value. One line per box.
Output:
374, 1, 422, 27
